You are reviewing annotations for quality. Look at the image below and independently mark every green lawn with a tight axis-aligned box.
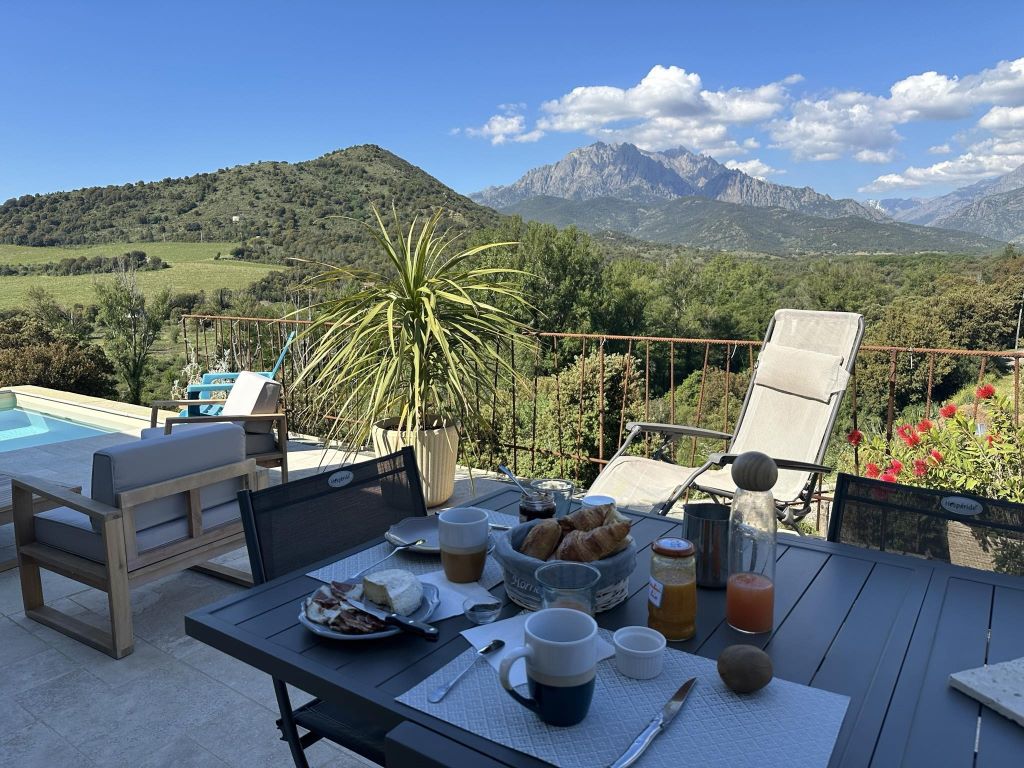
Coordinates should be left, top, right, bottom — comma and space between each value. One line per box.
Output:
0, 241, 282, 309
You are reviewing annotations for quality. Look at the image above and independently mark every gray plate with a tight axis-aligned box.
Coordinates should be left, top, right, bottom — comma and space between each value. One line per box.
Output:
385, 511, 496, 554
298, 582, 439, 641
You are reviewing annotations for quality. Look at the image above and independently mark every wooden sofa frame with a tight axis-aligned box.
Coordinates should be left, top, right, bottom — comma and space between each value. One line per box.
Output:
11, 459, 265, 659
149, 400, 289, 482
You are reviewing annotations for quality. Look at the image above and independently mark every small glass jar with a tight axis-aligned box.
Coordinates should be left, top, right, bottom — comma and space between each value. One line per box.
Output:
519, 491, 556, 523
647, 537, 697, 641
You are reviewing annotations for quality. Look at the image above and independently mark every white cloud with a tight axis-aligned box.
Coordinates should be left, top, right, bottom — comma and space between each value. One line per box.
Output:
724, 158, 783, 180
770, 57, 1024, 162
530, 65, 797, 157
928, 143, 952, 155
464, 113, 544, 145
855, 149, 897, 163
978, 105, 1024, 135
860, 139, 1024, 192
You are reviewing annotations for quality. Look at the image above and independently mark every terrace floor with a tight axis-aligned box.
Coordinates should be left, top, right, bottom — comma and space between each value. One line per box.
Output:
0, 432, 505, 768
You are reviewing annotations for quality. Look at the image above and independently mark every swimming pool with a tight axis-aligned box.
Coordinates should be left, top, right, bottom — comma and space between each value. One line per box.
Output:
0, 406, 114, 452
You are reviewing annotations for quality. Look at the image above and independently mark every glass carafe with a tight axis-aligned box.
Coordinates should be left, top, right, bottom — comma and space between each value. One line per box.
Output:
726, 453, 777, 633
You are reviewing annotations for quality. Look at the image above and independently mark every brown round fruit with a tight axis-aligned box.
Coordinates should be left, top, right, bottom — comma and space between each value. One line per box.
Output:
730, 451, 778, 492
717, 644, 773, 693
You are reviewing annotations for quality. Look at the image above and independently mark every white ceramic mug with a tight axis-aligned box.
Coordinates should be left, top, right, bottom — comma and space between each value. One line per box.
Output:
498, 608, 598, 726
438, 507, 490, 583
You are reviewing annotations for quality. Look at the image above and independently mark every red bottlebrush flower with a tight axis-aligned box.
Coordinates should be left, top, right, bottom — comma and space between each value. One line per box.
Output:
986, 433, 998, 446
897, 425, 921, 447
846, 429, 864, 446
929, 449, 943, 464
916, 419, 933, 432
879, 472, 898, 483
939, 403, 957, 418
889, 459, 904, 475
865, 462, 881, 478
976, 383, 996, 399
913, 459, 929, 477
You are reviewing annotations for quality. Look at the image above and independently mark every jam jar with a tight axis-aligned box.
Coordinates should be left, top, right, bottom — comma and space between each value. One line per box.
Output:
647, 537, 697, 641
519, 491, 556, 523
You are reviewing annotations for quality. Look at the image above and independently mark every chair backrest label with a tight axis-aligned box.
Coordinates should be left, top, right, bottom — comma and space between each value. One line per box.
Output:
940, 496, 984, 517
328, 470, 354, 488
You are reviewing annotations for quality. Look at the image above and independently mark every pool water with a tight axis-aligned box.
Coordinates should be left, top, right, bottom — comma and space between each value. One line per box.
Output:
0, 406, 114, 452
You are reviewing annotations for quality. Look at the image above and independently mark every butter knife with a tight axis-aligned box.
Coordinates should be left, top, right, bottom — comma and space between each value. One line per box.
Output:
342, 595, 439, 641
609, 677, 696, 768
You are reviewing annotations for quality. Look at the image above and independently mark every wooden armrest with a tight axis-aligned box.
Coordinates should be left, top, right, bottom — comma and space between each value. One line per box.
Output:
626, 421, 733, 441
116, 459, 258, 507
10, 476, 121, 521
707, 453, 832, 474
164, 413, 285, 429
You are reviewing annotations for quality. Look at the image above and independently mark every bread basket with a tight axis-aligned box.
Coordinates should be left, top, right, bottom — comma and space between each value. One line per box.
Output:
493, 519, 637, 612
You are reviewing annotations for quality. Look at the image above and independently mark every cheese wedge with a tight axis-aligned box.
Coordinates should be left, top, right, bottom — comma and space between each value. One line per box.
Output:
362, 569, 423, 616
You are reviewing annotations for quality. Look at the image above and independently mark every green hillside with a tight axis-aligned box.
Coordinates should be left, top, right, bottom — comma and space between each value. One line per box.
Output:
0, 145, 502, 267
502, 195, 1004, 256
0, 241, 280, 310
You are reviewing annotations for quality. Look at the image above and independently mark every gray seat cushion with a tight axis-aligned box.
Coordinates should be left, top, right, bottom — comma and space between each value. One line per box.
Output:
219, 372, 282, 435
34, 501, 242, 564
140, 424, 278, 456
92, 422, 246, 533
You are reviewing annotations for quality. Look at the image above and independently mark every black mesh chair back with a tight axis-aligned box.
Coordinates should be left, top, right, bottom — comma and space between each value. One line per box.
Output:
239, 446, 427, 584
828, 473, 1024, 576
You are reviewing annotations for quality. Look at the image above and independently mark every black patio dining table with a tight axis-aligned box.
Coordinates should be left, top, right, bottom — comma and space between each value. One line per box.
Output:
185, 487, 1024, 767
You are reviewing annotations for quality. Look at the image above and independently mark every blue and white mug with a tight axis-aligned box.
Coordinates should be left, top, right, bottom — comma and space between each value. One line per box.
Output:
498, 608, 598, 726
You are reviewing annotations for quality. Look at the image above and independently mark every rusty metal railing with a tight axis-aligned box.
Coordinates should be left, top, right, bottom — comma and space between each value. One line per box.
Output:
178, 314, 1023, 488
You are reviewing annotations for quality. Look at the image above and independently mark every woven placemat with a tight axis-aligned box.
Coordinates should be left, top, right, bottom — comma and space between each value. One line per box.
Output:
398, 634, 849, 768
307, 509, 518, 590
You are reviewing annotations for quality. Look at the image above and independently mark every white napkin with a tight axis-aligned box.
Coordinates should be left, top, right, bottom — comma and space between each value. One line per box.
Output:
461, 613, 615, 688
419, 570, 498, 621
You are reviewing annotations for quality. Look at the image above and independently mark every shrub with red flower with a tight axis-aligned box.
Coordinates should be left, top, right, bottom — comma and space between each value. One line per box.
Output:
846, 429, 864, 447
852, 390, 1024, 505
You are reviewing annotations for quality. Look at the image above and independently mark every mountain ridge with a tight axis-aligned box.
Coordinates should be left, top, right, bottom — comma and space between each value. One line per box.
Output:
473, 141, 886, 221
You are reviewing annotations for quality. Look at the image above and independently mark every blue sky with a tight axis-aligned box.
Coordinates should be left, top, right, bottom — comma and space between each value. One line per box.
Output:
2, 1, 1023, 203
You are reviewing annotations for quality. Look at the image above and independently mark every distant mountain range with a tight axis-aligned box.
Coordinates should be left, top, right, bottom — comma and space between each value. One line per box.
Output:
473, 142, 886, 221
502, 195, 1001, 256
473, 142, 1004, 255
869, 163, 1024, 243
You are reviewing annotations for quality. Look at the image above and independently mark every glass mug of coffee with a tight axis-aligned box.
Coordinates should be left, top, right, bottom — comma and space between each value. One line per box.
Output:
498, 608, 598, 727
438, 507, 490, 583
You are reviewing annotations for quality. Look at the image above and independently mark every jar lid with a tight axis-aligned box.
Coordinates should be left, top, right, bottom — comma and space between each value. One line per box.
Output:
581, 494, 615, 507
652, 537, 694, 557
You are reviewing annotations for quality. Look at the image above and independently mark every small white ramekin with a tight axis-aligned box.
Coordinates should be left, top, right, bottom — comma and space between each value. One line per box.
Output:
613, 626, 667, 680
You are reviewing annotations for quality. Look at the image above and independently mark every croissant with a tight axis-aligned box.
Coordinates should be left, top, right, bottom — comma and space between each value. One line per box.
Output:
554, 521, 630, 562
558, 504, 610, 533
519, 519, 563, 560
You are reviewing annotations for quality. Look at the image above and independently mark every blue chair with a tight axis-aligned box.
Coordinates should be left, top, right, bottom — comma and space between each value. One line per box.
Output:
185, 331, 295, 417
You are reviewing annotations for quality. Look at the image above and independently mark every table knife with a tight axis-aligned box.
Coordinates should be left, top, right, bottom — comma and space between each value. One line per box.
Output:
343, 595, 439, 641
609, 677, 696, 768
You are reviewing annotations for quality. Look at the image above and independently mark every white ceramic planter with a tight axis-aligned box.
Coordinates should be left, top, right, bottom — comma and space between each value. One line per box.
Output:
371, 418, 459, 508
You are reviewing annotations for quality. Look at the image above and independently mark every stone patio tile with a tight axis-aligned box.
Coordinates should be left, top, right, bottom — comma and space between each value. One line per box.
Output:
6, 701, 36, 735
0, 562, 94, 616
0, 647, 79, 698
0, 721, 95, 768
178, 640, 279, 709
136, 736, 230, 768
0, 614, 49, 662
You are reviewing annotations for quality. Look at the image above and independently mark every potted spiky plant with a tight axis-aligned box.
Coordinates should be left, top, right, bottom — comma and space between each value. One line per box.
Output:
296, 206, 531, 506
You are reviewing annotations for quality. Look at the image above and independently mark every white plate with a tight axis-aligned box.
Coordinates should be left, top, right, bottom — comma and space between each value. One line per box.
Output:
298, 582, 440, 641
385, 511, 497, 554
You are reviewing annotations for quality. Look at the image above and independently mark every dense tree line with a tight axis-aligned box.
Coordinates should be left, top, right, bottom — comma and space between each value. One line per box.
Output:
0, 250, 166, 276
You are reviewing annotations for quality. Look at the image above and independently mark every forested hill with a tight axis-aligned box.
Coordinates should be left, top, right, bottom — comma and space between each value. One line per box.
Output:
503, 195, 1004, 256
0, 145, 501, 266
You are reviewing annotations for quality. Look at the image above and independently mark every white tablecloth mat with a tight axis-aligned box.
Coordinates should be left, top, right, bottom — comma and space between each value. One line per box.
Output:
398, 635, 849, 768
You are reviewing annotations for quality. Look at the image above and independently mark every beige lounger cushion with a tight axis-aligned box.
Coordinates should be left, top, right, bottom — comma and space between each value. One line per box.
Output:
219, 371, 282, 434
754, 343, 849, 403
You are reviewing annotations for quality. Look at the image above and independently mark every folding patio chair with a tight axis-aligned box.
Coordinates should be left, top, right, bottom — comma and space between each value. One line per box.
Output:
588, 309, 864, 525
828, 473, 1024, 574
236, 446, 427, 767
184, 331, 296, 417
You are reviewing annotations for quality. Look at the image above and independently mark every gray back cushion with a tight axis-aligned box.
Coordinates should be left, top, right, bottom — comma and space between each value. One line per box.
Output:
91, 422, 246, 532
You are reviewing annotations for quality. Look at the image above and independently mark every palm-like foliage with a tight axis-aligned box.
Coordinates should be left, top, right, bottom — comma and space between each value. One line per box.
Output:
295, 206, 532, 454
